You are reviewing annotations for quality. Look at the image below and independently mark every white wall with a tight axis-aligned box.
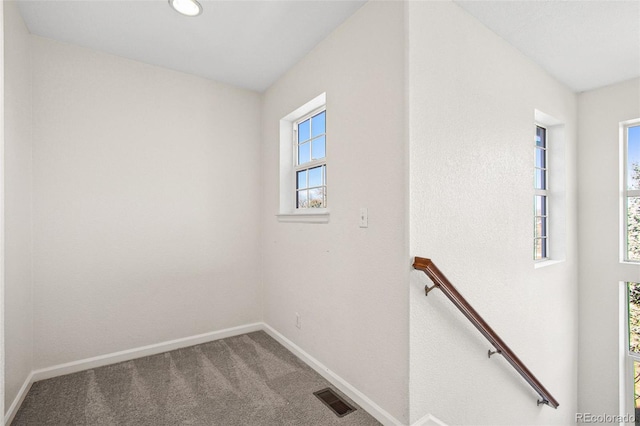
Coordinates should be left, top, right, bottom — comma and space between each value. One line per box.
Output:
261, 1, 409, 423
408, 2, 578, 424
7, 3, 627, 425
0, 0, 5, 419
30, 36, 262, 369
577, 78, 640, 416
3, 0, 33, 414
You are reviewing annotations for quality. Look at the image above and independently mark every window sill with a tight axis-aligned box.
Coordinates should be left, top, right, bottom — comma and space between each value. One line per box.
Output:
534, 259, 564, 269
620, 260, 640, 266
277, 210, 330, 224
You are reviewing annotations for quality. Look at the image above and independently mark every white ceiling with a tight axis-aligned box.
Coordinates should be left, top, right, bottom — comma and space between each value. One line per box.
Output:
17, 0, 366, 92
16, 0, 640, 93
454, 0, 640, 93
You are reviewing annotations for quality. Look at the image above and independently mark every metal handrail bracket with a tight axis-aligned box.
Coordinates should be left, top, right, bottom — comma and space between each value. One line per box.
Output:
413, 256, 559, 409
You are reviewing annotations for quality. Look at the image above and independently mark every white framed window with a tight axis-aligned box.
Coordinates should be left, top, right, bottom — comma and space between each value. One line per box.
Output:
294, 107, 326, 209
534, 125, 549, 261
622, 119, 640, 262
277, 93, 329, 223
620, 282, 640, 423
533, 110, 566, 268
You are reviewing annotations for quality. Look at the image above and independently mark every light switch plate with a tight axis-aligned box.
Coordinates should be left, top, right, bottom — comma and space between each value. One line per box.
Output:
359, 208, 368, 228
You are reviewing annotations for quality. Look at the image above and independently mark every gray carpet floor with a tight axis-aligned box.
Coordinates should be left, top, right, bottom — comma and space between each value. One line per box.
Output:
12, 331, 381, 425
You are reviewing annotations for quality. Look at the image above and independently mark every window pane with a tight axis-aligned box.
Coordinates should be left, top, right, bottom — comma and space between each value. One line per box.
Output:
535, 195, 547, 217
297, 190, 308, 208
535, 217, 547, 239
312, 136, 326, 160
628, 125, 640, 190
534, 237, 547, 260
297, 170, 307, 190
312, 111, 326, 137
298, 119, 310, 143
628, 197, 640, 261
627, 283, 640, 416
298, 142, 310, 165
309, 187, 325, 208
629, 283, 640, 353
535, 168, 546, 189
536, 126, 546, 148
535, 147, 546, 169
309, 166, 323, 187
534, 238, 543, 260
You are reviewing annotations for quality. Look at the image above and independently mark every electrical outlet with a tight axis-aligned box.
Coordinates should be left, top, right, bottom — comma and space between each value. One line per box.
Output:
295, 313, 301, 329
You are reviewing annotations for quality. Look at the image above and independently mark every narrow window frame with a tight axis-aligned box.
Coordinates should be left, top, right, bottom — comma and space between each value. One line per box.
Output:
293, 106, 327, 210
622, 119, 640, 263
534, 124, 549, 261
276, 92, 329, 223
621, 281, 640, 421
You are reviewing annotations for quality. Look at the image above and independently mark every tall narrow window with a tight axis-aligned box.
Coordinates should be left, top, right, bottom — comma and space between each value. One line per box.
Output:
294, 108, 326, 208
278, 93, 328, 223
534, 125, 548, 260
625, 282, 640, 419
624, 121, 640, 261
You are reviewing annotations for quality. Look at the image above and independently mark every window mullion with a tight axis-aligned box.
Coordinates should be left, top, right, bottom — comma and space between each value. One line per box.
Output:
294, 159, 326, 173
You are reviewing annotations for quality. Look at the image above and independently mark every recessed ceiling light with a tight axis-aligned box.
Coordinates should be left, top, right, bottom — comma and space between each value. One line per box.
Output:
169, 0, 202, 17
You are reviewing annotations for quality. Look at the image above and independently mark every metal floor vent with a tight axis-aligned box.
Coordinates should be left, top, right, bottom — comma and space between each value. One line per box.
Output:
313, 388, 356, 417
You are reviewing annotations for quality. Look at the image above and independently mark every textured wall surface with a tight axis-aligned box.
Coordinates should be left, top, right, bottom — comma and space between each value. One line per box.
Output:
408, 2, 578, 424
31, 37, 262, 369
577, 78, 640, 416
261, 1, 409, 423
3, 0, 33, 413
9, 2, 632, 424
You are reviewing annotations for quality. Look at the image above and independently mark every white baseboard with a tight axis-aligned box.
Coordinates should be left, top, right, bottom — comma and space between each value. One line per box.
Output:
5, 322, 419, 426
411, 412, 448, 426
262, 323, 404, 426
31, 322, 263, 382
4, 372, 34, 425
4, 322, 262, 425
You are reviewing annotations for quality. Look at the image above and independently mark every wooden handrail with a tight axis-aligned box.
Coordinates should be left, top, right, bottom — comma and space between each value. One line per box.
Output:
413, 257, 559, 409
